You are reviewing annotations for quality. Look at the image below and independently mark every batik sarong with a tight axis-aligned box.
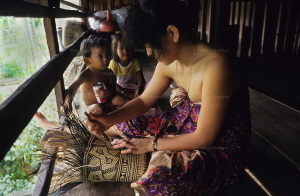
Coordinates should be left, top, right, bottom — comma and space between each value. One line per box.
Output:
113, 86, 252, 195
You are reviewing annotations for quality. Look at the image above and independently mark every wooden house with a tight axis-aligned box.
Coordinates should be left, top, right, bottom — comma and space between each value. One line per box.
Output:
0, 0, 299, 195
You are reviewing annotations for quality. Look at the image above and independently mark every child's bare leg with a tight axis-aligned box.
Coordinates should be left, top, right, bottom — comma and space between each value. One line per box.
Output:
111, 95, 129, 106
87, 103, 105, 115
34, 112, 58, 129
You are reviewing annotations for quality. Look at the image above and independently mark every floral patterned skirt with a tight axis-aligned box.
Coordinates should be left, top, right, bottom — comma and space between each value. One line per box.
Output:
112, 87, 251, 195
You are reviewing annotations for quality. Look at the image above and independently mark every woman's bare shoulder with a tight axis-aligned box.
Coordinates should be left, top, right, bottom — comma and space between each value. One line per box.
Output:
155, 61, 177, 78
201, 48, 241, 91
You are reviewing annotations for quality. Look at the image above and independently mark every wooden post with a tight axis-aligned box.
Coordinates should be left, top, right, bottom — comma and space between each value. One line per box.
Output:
263, 0, 280, 56
100, 0, 103, 10
43, 17, 66, 114
284, 0, 300, 55
107, 0, 111, 10
202, 0, 208, 42
251, 0, 265, 57
212, 0, 231, 49
95, 0, 100, 11
276, 1, 289, 54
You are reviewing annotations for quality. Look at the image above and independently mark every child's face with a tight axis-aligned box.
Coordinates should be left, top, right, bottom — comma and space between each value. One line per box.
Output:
85, 46, 110, 70
117, 42, 133, 62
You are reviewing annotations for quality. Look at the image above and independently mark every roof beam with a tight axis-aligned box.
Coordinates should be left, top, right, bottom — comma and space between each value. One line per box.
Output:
1, 1, 91, 18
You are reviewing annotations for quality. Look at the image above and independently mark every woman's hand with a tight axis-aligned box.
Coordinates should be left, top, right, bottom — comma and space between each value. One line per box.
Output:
111, 138, 155, 154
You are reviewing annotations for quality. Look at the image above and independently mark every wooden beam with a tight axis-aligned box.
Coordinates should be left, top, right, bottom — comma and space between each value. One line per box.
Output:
80, 0, 91, 29
251, 1, 265, 57
43, 16, 66, 113
1, 1, 91, 18
107, 0, 111, 10
61, 0, 83, 11
0, 30, 92, 161
263, 0, 280, 56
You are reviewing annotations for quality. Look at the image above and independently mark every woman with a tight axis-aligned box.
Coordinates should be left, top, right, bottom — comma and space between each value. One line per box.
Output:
86, 0, 251, 195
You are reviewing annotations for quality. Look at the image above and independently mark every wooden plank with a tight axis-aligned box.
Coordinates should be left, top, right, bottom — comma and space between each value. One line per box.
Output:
249, 88, 300, 168
231, 1, 236, 25
247, 131, 300, 196
1, 1, 90, 18
276, 1, 290, 54
107, 0, 111, 10
284, 0, 300, 55
263, 0, 280, 56
0, 30, 91, 161
88, 0, 94, 12
202, 0, 208, 42
65, 182, 145, 196
61, 0, 83, 11
44, 17, 66, 111
293, 14, 300, 55
213, 0, 231, 47
251, 1, 265, 57
94, 0, 100, 11
228, 24, 239, 56
241, 26, 252, 57
217, 171, 268, 196
32, 148, 57, 195
209, 0, 217, 44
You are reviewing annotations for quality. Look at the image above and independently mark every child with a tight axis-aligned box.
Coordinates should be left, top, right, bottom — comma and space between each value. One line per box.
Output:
109, 33, 146, 98
35, 36, 129, 126
64, 35, 129, 115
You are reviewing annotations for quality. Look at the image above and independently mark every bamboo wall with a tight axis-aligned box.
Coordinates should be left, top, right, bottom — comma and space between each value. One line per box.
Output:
199, 0, 300, 57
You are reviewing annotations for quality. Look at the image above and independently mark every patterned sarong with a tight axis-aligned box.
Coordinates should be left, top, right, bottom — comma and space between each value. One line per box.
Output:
113, 86, 252, 195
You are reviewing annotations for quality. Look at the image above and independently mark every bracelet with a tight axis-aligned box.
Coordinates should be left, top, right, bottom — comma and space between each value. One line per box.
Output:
152, 137, 159, 151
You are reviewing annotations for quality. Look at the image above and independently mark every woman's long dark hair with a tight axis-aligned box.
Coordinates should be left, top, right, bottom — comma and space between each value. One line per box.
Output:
124, 0, 201, 49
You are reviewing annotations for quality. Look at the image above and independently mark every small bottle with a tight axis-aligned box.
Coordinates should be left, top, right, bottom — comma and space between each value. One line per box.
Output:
93, 82, 107, 103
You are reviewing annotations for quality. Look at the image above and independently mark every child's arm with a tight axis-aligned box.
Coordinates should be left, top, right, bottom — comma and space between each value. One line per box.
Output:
136, 70, 146, 97
65, 73, 85, 106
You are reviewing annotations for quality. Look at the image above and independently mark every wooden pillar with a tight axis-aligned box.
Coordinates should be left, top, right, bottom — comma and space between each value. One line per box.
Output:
263, 0, 280, 56
43, 18, 66, 114
212, 0, 231, 48
95, 0, 100, 11
99, 0, 103, 10
251, 0, 265, 57
284, 0, 300, 55
81, 0, 90, 32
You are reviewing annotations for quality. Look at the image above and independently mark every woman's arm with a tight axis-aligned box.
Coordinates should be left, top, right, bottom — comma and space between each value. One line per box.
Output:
89, 63, 173, 128
113, 60, 235, 153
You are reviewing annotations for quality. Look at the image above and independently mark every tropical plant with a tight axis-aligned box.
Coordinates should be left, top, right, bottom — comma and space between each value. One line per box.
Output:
0, 58, 25, 78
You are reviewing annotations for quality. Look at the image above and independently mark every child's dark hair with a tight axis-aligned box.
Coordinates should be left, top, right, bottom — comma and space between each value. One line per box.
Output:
80, 35, 110, 57
124, 0, 201, 49
111, 33, 126, 62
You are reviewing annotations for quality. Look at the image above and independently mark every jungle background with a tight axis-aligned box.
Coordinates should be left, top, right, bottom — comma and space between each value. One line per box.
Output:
0, 16, 61, 195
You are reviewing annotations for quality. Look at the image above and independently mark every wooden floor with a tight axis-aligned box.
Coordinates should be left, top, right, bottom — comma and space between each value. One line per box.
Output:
62, 58, 300, 195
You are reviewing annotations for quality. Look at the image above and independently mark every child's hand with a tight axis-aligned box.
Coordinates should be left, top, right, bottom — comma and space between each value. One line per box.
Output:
94, 83, 111, 99
135, 87, 144, 97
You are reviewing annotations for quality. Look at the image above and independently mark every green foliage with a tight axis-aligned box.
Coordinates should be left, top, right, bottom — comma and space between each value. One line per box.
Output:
0, 120, 45, 196
0, 58, 25, 78
0, 17, 49, 78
